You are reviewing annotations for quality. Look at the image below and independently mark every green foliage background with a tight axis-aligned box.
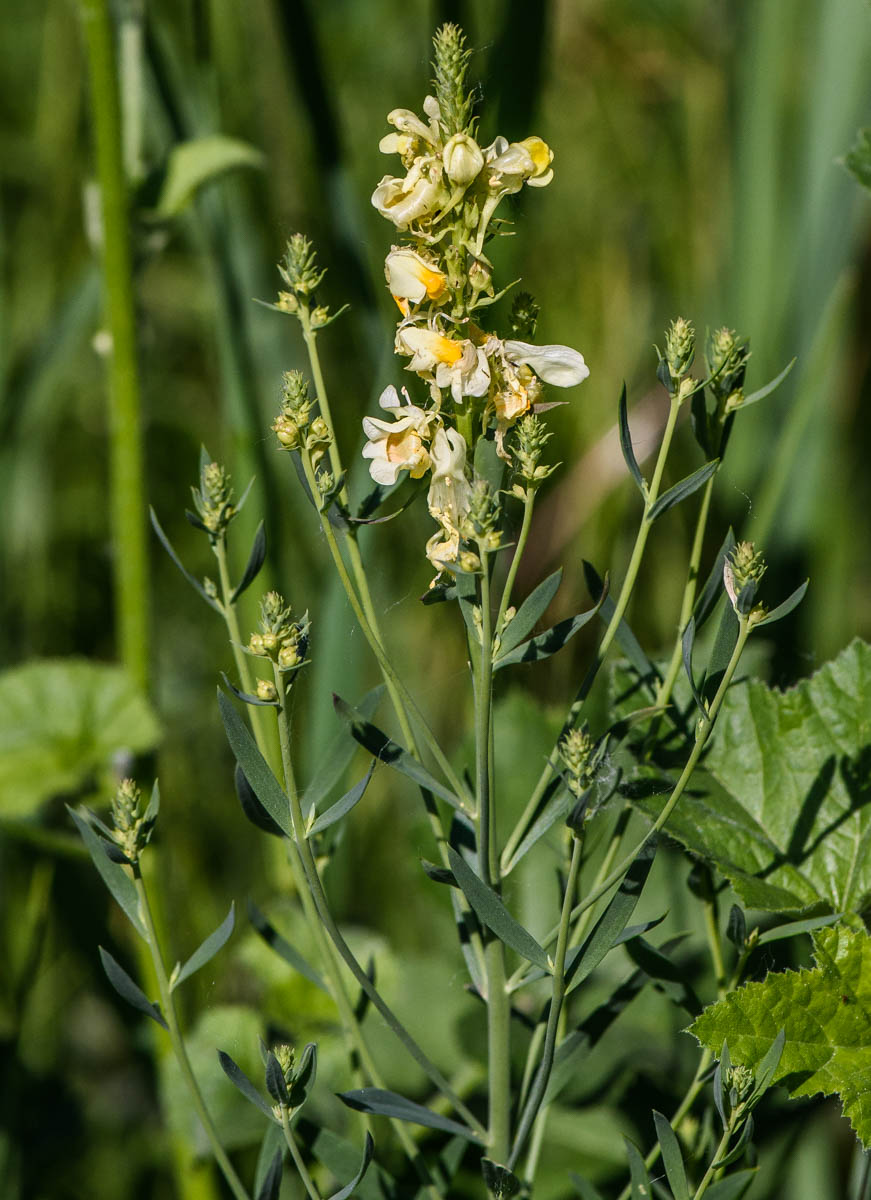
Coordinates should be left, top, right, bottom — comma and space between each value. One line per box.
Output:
1, 0, 870, 1197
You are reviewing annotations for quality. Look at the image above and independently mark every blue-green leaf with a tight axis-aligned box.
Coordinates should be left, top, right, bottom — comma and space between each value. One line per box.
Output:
653, 1110, 689, 1200
497, 569, 562, 656
69, 808, 145, 937
247, 901, 327, 993
338, 1088, 482, 1142
647, 459, 719, 523
703, 1170, 758, 1200
172, 903, 235, 990
219, 691, 293, 838
494, 603, 602, 670
218, 1050, 275, 1118
256, 1148, 283, 1200
99, 947, 167, 1029
624, 1138, 651, 1199
150, 507, 223, 612
618, 382, 645, 493
308, 763, 375, 836
231, 521, 267, 602
303, 686, 383, 816
753, 579, 808, 627
448, 848, 550, 971
740, 357, 796, 409
327, 1132, 375, 1200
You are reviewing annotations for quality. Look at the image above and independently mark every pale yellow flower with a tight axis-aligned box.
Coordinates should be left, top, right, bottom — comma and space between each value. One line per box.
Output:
371, 157, 444, 230
384, 249, 447, 315
425, 426, 472, 568
442, 133, 484, 185
396, 325, 490, 404
503, 339, 589, 387
361, 385, 434, 485
484, 135, 554, 194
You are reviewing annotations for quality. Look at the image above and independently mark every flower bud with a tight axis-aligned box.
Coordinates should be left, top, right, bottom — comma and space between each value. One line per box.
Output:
273, 413, 301, 449
309, 417, 331, 444
724, 541, 767, 615
256, 679, 278, 702
278, 234, 325, 299
442, 132, 484, 185
665, 317, 695, 380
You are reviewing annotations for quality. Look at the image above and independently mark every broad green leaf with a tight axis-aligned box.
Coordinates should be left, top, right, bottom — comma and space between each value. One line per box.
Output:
634, 640, 871, 913
69, 808, 146, 936
448, 848, 551, 971
327, 1133, 375, 1200
172, 904, 235, 990
219, 691, 294, 838
338, 1088, 482, 1142
653, 1110, 689, 1200
497, 569, 563, 656
332, 694, 463, 810
99, 947, 167, 1029
155, 135, 265, 217
618, 382, 645, 493
690, 925, 871, 1147
0, 660, 160, 818
845, 127, 871, 192
647, 459, 719, 522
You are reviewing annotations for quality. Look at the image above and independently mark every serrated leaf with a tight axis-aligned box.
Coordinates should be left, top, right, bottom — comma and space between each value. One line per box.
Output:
618, 382, 645, 492
690, 925, 871, 1147
247, 901, 327, 993
327, 1133, 375, 1200
497, 569, 563, 656
99, 947, 168, 1029
219, 691, 294, 838
753, 579, 808, 627
653, 1110, 689, 1200
308, 763, 375, 836
647, 459, 719, 522
230, 521, 267, 602
339, 1088, 481, 1141
332, 694, 463, 810
218, 1050, 275, 1118
703, 1171, 757, 1200
155, 135, 264, 217
150, 508, 223, 612
448, 848, 550, 971
69, 809, 146, 936
256, 1148, 283, 1200
172, 904, 235, 990
632, 640, 871, 913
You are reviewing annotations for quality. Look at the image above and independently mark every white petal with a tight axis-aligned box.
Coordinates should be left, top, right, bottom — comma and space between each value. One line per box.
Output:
378, 385, 400, 411
504, 340, 590, 388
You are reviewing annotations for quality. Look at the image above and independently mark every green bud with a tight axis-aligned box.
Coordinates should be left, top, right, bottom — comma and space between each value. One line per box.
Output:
559, 726, 596, 797
512, 413, 555, 487
664, 316, 695, 380
724, 540, 767, 616
461, 477, 501, 544
191, 460, 236, 539
110, 778, 156, 864
256, 679, 278, 702
432, 23, 476, 138
278, 234, 326, 299
706, 326, 750, 404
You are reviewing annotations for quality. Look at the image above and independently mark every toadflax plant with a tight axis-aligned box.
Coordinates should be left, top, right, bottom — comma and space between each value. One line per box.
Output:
74, 23, 871, 1200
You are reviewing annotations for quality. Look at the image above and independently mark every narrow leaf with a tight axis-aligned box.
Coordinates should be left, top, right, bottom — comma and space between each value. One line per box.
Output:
694, 528, 736, 629
172, 903, 235, 990
256, 1148, 283, 1200
327, 1132, 375, 1200
757, 912, 843, 946
653, 1110, 689, 1200
308, 763, 375, 836
288, 1042, 318, 1109
450, 885, 486, 996
304, 686, 383, 815
503, 784, 573, 873
221, 673, 280, 707
740, 357, 796, 409
750, 1028, 786, 1102
231, 521, 267, 602
99, 947, 168, 1029
703, 1170, 758, 1200
218, 1050, 275, 1118
69, 808, 146, 937
332, 694, 463, 810
568, 1175, 604, 1200
647, 459, 720, 523
254, 1126, 285, 1198
682, 616, 705, 712
149, 507, 222, 612
624, 1138, 651, 1198
753, 579, 808, 627
448, 848, 550, 971
247, 901, 327, 993
236, 764, 286, 838
494, 603, 602, 669
565, 838, 656, 991
497, 568, 563, 656
154, 135, 264, 217
618, 382, 645, 492
265, 1051, 289, 1105
338, 1088, 481, 1142
219, 690, 294, 837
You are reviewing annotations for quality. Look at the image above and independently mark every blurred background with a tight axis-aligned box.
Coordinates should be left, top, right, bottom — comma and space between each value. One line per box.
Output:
1, 0, 870, 1197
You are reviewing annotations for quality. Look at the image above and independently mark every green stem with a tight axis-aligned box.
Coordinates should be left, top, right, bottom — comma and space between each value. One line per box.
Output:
279, 1107, 322, 1200
79, 0, 149, 693
693, 1119, 735, 1200
508, 837, 582, 1170
134, 876, 251, 1200
540, 616, 751, 949
502, 396, 683, 871
494, 486, 536, 639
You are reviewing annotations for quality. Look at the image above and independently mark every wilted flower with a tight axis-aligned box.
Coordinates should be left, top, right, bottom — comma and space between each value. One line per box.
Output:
371, 158, 445, 230
426, 426, 472, 569
362, 385, 434, 485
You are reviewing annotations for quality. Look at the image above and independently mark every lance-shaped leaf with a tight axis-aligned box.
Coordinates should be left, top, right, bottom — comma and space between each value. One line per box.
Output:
583, 561, 654, 679
653, 1111, 689, 1200
332, 695, 463, 810
448, 848, 550, 971
624, 1138, 651, 1199
308, 763, 375, 836
247, 901, 327, 993
739, 357, 796, 409
757, 912, 843, 946
647, 459, 719, 523
682, 616, 706, 712
230, 521, 267, 602
256, 1148, 283, 1200
218, 1050, 275, 1118
99, 947, 168, 1029
219, 690, 294, 838
327, 1132, 375, 1200
502, 783, 573, 874
236, 764, 286, 838
149, 507, 223, 612
564, 838, 656, 991
569, 1176, 605, 1199
221, 673, 280, 709
153, 135, 264, 217
618, 382, 645, 493
297, 1120, 395, 1200
288, 1042, 318, 1109
172, 904, 235, 990
338, 1088, 482, 1142
69, 808, 146, 937
265, 1051, 289, 1106
693, 528, 736, 629
631, 639, 871, 914
690, 925, 871, 1147
494, 603, 603, 670
624, 936, 702, 1015
497, 569, 563, 657
703, 1172, 757, 1200
753, 579, 808, 627
304, 686, 383, 817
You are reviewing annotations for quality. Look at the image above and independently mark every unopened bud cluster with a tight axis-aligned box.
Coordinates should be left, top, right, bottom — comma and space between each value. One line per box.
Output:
512, 413, 555, 489
559, 726, 596, 798
110, 778, 155, 864
248, 591, 310, 672
192, 461, 235, 538
706, 326, 750, 412
461, 478, 501, 550
273, 372, 315, 451
274, 236, 343, 328
724, 541, 767, 616
665, 317, 695, 380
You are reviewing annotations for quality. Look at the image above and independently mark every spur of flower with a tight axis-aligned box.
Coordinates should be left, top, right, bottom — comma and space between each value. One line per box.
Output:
361, 385, 435, 485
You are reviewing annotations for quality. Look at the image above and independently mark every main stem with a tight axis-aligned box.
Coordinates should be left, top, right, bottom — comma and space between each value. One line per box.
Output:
79, 0, 149, 692
135, 876, 251, 1200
